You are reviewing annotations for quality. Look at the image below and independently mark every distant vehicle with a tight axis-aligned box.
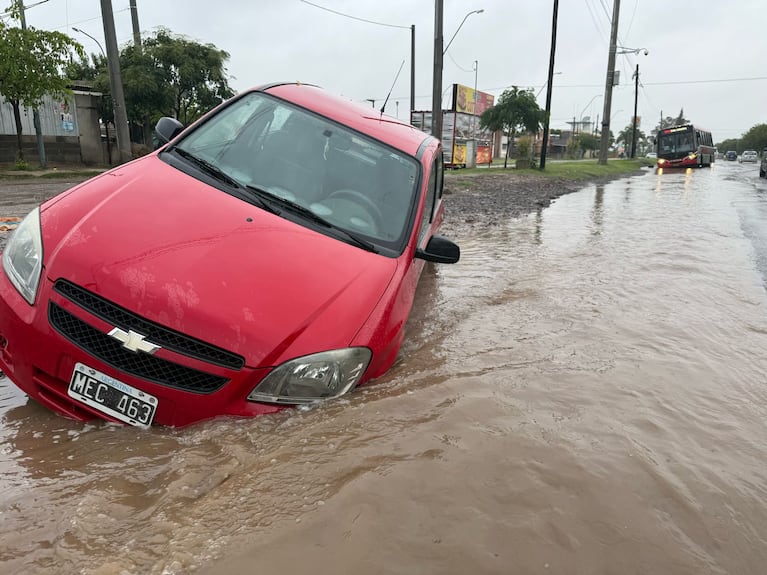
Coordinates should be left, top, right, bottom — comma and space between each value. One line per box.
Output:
646, 151, 657, 159
656, 124, 715, 169
760, 149, 767, 178
740, 150, 758, 163
725, 150, 738, 161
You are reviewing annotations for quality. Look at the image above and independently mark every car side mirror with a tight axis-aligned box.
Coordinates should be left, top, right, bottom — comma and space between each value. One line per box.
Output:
415, 235, 460, 264
154, 117, 185, 147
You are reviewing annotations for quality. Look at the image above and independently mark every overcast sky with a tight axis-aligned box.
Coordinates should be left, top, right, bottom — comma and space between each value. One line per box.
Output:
17, 0, 767, 143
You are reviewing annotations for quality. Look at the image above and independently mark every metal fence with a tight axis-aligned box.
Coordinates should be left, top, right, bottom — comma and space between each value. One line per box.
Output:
0, 94, 79, 137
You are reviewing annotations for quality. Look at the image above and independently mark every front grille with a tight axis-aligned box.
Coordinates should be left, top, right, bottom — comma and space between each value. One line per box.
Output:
53, 280, 244, 370
49, 302, 228, 394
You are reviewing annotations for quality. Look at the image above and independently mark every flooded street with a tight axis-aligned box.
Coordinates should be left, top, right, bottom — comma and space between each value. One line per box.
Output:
2, 162, 767, 574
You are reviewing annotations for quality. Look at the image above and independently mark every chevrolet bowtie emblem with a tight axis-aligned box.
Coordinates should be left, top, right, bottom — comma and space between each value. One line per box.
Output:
108, 327, 161, 354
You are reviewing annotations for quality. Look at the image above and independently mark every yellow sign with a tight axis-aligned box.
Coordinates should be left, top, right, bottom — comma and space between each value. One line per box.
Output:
453, 84, 494, 116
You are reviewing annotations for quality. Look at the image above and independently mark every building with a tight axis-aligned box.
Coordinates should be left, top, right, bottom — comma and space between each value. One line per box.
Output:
0, 82, 107, 166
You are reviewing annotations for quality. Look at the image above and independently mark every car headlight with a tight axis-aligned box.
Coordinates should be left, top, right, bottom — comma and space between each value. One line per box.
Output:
2, 207, 43, 304
248, 348, 372, 405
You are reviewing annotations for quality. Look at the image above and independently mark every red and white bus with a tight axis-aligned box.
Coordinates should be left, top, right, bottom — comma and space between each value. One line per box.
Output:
656, 124, 715, 169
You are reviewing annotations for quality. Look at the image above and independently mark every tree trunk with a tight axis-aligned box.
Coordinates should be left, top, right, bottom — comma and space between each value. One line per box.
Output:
143, 115, 153, 148
504, 129, 510, 169
11, 100, 24, 164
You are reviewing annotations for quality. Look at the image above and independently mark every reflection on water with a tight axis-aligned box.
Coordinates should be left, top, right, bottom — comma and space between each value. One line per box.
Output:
3, 164, 767, 574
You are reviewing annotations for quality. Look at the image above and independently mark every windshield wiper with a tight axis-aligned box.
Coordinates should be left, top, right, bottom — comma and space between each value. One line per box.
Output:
172, 147, 241, 188
244, 185, 378, 253
171, 147, 279, 215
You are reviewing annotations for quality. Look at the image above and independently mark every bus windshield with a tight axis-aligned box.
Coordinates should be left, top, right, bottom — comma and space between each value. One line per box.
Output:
658, 127, 695, 158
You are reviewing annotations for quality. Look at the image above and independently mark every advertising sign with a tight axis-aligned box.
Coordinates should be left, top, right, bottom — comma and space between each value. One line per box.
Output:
452, 84, 494, 116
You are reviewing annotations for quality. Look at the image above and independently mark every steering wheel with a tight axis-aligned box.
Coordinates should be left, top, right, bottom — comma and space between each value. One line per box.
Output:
327, 189, 384, 232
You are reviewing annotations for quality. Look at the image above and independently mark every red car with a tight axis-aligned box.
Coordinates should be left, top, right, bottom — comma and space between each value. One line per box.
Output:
0, 83, 459, 427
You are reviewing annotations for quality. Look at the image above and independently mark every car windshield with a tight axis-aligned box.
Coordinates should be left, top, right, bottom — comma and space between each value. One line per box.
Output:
169, 92, 420, 253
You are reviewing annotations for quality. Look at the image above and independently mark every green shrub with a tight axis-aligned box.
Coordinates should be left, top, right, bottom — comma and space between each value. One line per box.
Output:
516, 135, 532, 159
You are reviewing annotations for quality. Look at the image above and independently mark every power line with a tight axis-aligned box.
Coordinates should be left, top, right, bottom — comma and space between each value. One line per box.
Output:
298, 0, 409, 30
645, 76, 767, 86
445, 50, 473, 73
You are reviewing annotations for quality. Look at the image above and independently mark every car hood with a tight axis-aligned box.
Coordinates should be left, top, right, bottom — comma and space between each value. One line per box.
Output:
40, 156, 398, 366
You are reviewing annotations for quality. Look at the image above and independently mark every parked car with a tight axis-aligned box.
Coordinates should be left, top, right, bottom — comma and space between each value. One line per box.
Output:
740, 150, 758, 163
761, 148, 767, 178
645, 152, 657, 159
725, 150, 738, 161
0, 83, 460, 427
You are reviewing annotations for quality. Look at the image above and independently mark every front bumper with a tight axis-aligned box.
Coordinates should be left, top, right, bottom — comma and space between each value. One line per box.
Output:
0, 272, 282, 427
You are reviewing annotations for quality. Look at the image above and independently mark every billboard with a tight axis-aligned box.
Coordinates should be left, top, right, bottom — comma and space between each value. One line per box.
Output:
451, 84, 494, 116
410, 108, 494, 167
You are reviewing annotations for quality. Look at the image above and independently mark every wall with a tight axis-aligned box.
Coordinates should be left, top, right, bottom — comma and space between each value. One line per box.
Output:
0, 89, 106, 166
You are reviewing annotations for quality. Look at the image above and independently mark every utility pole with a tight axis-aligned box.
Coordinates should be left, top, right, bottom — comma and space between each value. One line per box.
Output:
129, 0, 141, 47
630, 63, 639, 158
598, 0, 620, 165
100, 0, 132, 164
17, 1, 46, 168
539, 0, 559, 170
431, 0, 444, 140
410, 24, 415, 118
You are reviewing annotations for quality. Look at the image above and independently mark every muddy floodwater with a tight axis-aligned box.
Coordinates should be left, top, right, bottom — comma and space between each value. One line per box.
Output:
2, 162, 767, 574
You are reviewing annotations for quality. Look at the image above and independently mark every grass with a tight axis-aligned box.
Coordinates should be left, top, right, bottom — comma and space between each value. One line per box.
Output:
448, 158, 655, 179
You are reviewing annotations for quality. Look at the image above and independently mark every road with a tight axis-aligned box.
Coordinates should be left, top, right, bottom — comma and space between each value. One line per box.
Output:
1, 161, 767, 574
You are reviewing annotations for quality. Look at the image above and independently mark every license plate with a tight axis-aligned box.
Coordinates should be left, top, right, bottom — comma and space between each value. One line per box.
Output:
68, 362, 158, 428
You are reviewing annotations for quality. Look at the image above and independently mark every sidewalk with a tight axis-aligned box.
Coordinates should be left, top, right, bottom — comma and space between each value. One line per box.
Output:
0, 166, 106, 179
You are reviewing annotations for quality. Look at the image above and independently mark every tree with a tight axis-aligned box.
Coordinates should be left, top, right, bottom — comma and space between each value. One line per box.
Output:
652, 108, 688, 136
715, 137, 740, 154
740, 124, 767, 153
120, 44, 175, 147
0, 17, 83, 165
479, 86, 545, 168
616, 123, 646, 156
142, 28, 235, 125
577, 133, 599, 158
65, 29, 235, 148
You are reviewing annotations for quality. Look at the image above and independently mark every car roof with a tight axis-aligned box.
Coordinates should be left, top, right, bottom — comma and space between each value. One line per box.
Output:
253, 83, 434, 157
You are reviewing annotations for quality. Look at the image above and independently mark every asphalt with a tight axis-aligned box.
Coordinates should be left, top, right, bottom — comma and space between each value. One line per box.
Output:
0, 174, 98, 249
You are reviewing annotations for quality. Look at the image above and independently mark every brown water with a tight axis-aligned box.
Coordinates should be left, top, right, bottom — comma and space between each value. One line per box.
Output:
2, 163, 767, 574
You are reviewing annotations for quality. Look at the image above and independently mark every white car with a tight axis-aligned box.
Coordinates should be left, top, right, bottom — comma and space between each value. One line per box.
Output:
740, 150, 758, 163
646, 152, 657, 159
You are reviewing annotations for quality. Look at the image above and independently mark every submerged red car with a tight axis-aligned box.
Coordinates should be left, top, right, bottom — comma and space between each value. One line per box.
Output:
0, 83, 459, 427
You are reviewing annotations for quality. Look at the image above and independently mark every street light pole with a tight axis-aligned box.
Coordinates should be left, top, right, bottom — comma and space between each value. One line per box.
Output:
433, 6, 484, 140
72, 27, 106, 57
631, 63, 639, 158
579, 94, 602, 133
410, 24, 415, 118
472, 60, 478, 139
72, 27, 111, 164
443, 9, 484, 55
